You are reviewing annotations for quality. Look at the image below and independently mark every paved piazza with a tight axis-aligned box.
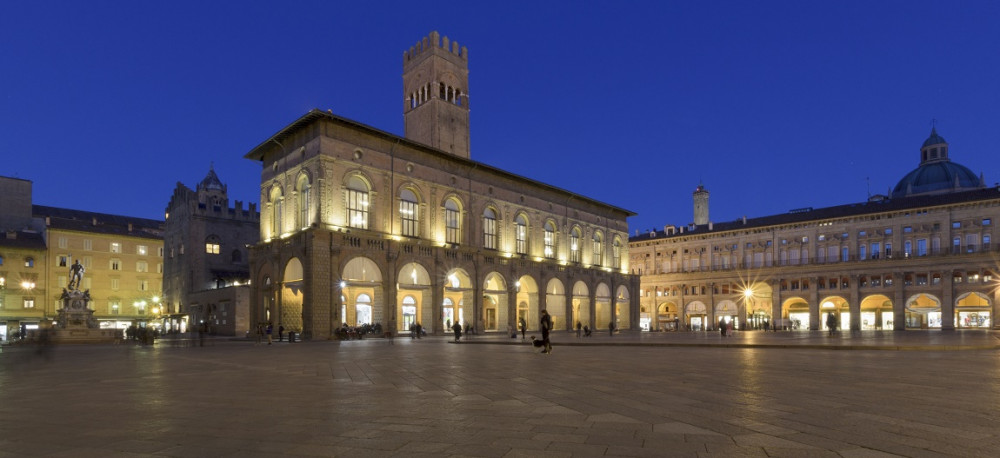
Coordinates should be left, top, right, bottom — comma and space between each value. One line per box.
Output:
2, 331, 999, 457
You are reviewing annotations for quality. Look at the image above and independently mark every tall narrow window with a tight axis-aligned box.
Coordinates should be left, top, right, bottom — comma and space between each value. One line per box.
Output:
270, 187, 283, 237
297, 174, 311, 228
570, 227, 581, 263
445, 199, 461, 244
593, 231, 604, 266
400, 189, 419, 237
515, 214, 528, 254
483, 208, 497, 250
543, 221, 556, 259
917, 239, 928, 257
612, 237, 622, 268
346, 176, 369, 230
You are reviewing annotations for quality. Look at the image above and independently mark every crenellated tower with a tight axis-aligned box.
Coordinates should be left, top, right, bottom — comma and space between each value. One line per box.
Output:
403, 31, 471, 158
693, 182, 709, 226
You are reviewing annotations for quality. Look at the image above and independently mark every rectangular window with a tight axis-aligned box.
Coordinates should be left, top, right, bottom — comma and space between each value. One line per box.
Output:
58, 255, 69, 267
952, 237, 961, 254
110, 242, 121, 253
139, 280, 148, 291
58, 237, 68, 249
137, 245, 147, 256
885, 243, 892, 258
984, 218, 992, 226
917, 239, 928, 257
400, 199, 419, 237
903, 226, 912, 233
206, 243, 220, 254
544, 231, 555, 259
84, 239, 92, 251
110, 259, 120, 271
871, 242, 880, 259
569, 233, 580, 263
841, 247, 849, 262
516, 224, 527, 254
111, 302, 120, 315
884, 228, 892, 235
859, 245, 867, 260
952, 221, 961, 229
137, 261, 148, 273
111, 278, 120, 290
157, 263, 163, 274
157, 247, 164, 257
23, 298, 35, 308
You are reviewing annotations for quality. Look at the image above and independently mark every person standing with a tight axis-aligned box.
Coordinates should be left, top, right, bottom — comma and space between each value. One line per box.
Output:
540, 309, 553, 354
608, 321, 615, 337
519, 317, 526, 341
826, 312, 837, 336
266, 323, 273, 345
278, 325, 285, 342
452, 321, 462, 342
720, 318, 727, 337
576, 321, 582, 338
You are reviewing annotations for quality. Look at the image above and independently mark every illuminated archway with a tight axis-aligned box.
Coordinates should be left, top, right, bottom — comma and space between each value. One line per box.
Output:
782, 297, 809, 330
572, 281, 590, 329
515, 275, 539, 331
905, 293, 941, 329
860, 294, 893, 330
280, 258, 304, 333
594, 282, 611, 330
685, 300, 707, 331
341, 257, 383, 328
443, 268, 473, 332
483, 272, 508, 331
545, 278, 566, 331
820, 295, 849, 331
397, 262, 431, 332
955, 292, 991, 329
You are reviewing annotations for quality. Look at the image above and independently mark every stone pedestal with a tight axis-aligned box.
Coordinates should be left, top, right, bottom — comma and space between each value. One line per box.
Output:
52, 289, 120, 344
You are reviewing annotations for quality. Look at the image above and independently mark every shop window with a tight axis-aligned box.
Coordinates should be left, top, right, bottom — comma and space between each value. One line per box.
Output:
24, 257, 34, 268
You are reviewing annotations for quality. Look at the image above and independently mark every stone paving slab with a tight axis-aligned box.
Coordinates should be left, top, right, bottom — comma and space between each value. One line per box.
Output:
1, 331, 999, 457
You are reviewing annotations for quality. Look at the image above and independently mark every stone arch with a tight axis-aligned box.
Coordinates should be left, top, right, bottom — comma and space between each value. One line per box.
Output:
482, 272, 508, 331
685, 300, 708, 331
515, 275, 539, 331
715, 299, 739, 329
545, 278, 566, 330
572, 281, 590, 329
820, 295, 850, 331
955, 292, 991, 328
781, 296, 809, 330
280, 257, 305, 334
860, 294, 894, 330
905, 293, 942, 329
615, 284, 631, 330
340, 257, 384, 328
594, 282, 611, 330
656, 300, 680, 331
397, 262, 431, 332
442, 268, 473, 331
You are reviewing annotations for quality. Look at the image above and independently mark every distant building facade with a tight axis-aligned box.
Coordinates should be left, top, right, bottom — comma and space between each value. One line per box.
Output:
0, 176, 165, 341
630, 129, 997, 331
163, 167, 259, 336
246, 32, 638, 340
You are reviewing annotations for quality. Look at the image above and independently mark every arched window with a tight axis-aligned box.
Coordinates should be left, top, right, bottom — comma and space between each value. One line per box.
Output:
400, 189, 419, 237
593, 231, 604, 266
297, 174, 311, 228
269, 186, 283, 238
355, 293, 372, 326
612, 236, 622, 268
543, 221, 556, 259
346, 176, 369, 229
483, 208, 497, 250
231, 249, 242, 263
570, 227, 582, 263
514, 214, 528, 254
205, 235, 221, 254
445, 198, 461, 244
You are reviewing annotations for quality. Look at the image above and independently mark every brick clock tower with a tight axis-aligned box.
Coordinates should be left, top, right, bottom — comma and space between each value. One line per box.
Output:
403, 31, 471, 158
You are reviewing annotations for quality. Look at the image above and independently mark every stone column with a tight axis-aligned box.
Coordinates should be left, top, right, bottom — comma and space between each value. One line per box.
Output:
849, 274, 861, 331
894, 272, 906, 331
809, 279, 821, 330
941, 271, 955, 330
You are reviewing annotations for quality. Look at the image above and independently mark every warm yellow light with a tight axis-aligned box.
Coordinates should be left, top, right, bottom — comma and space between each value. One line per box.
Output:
152, 296, 160, 303
20, 280, 35, 289
744, 289, 753, 299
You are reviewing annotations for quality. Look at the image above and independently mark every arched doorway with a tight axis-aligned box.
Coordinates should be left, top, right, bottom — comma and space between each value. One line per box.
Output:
715, 300, 739, 331
686, 301, 707, 331
483, 272, 508, 332
657, 301, 679, 331
545, 278, 566, 331
615, 285, 630, 330
860, 294, 893, 330
572, 281, 590, 330
955, 292, 991, 328
341, 257, 383, 329
443, 269, 473, 332
820, 296, 849, 331
905, 293, 941, 329
515, 275, 538, 331
743, 282, 773, 330
397, 262, 431, 332
594, 283, 611, 331
782, 297, 809, 330
280, 258, 304, 334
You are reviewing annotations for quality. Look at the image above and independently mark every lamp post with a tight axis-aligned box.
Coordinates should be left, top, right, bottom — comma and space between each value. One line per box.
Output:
743, 287, 754, 330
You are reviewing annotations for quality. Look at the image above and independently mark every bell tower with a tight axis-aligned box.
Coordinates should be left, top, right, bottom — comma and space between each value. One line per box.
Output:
693, 182, 709, 226
403, 31, 471, 158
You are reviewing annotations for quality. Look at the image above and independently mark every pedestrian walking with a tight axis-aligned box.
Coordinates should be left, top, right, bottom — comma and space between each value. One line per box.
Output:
826, 312, 837, 336
540, 309, 553, 353
519, 317, 526, 340
452, 321, 463, 342
720, 318, 727, 337
576, 321, 582, 338
278, 325, 285, 342
266, 323, 273, 345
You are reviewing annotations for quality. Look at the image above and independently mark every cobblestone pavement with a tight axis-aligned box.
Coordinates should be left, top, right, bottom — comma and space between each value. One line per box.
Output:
1, 330, 999, 457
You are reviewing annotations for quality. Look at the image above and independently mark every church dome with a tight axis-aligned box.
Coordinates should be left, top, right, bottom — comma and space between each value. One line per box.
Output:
891, 128, 984, 199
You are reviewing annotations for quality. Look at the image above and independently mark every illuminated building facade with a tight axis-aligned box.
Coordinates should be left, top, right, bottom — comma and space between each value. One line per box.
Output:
246, 32, 637, 339
163, 167, 259, 336
0, 176, 165, 341
630, 129, 998, 331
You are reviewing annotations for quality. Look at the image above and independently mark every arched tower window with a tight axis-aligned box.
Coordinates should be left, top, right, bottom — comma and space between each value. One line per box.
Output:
483, 208, 497, 250
612, 236, 623, 268
570, 227, 582, 263
593, 231, 604, 266
296, 174, 311, 229
445, 198, 461, 244
400, 189, 419, 238
543, 221, 557, 259
514, 214, 528, 255
346, 176, 370, 230
269, 186, 283, 238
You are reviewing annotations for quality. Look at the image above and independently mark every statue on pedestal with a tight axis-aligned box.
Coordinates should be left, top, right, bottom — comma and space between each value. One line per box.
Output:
68, 259, 85, 290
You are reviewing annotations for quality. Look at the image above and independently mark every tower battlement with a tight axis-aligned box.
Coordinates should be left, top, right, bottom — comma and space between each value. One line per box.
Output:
403, 30, 468, 66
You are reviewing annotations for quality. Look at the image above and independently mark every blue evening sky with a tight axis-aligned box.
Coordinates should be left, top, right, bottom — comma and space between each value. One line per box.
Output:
2, 1, 998, 235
